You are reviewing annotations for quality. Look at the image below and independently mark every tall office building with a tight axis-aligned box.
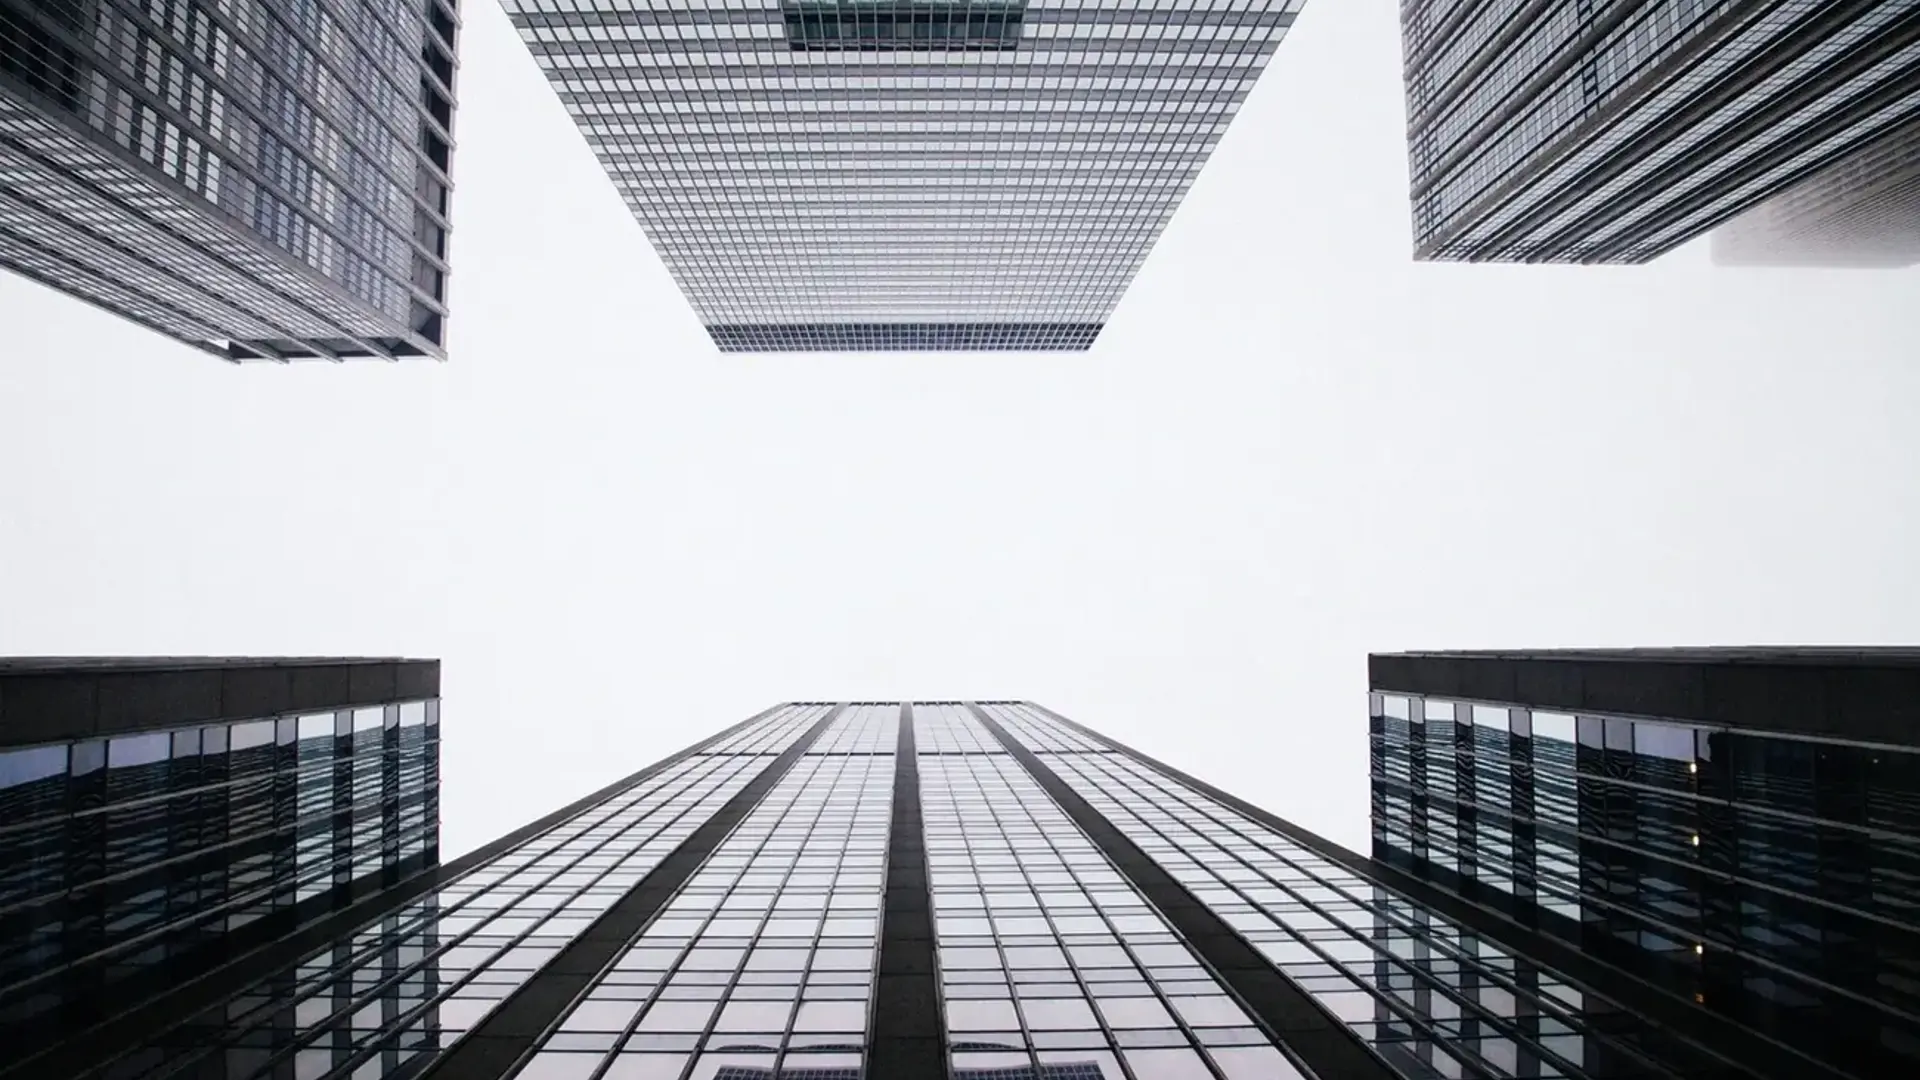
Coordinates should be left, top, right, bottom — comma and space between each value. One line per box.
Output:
0, 657, 441, 1064
1711, 115, 1920, 266
0, 0, 458, 360
15, 697, 1818, 1080
1371, 648, 1920, 1080
1399, 1, 1920, 263
503, 0, 1306, 353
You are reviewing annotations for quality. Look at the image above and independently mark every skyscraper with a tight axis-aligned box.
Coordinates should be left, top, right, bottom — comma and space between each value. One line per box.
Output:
0, 0, 459, 360
503, 0, 1306, 354
1711, 115, 1920, 267
14, 697, 1824, 1080
1371, 647, 1920, 1080
0, 657, 441, 1064
1399, 1, 1920, 263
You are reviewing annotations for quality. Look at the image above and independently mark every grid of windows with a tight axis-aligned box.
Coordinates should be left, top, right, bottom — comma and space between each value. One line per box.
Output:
918, 700, 1003, 754
1400, 0, 1920, 263
525, 707, 893, 1079
988, 703, 1744, 1080
74, 704, 827, 1080
0, 698, 438, 1051
702, 706, 833, 757
504, 0, 1305, 353
782, 2, 1028, 52
1711, 113, 1920, 266
1371, 691, 1920, 1079
46, 697, 1893, 1080
0, 0, 458, 359
921, 703, 1301, 1080
705, 322, 1102, 354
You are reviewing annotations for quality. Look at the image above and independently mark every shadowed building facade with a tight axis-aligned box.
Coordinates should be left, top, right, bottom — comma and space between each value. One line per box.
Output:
1399, 0, 1920, 263
10, 697, 1813, 1080
1371, 648, 1920, 1080
0, 657, 441, 1064
502, 0, 1307, 354
0, 0, 459, 360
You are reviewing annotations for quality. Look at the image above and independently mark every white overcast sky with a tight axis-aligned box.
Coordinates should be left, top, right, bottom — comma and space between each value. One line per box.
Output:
2, 2, 1916, 858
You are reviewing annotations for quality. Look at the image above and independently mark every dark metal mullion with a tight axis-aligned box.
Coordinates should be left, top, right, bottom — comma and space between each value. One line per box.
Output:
1066, 749, 1598, 1080
383, 756, 759, 1078
1056, 749, 1411, 1076
1030, 702, 1848, 1080
420, 705, 844, 1079
1090, 726, 1570, 1071
586, 760, 794, 1080
185, 750, 753, 1080
340, 754, 765, 1078
666, 746, 856, 1077
975, 740, 1220, 1080
870, 702, 948, 1077
19, 705, 785, 1080
780, 741, 888, 1069
965, 752, 1054, 1077
968, 704, 1401, 1080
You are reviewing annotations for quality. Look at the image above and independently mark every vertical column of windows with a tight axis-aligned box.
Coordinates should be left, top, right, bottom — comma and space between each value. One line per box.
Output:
530, 704, 892, 1080
1368, 694, 1418, 867
1527, 710, 1583, 925
922, 703, 1301, 1080
1462, 704, 1513, 891
1421, 700, 1462, 879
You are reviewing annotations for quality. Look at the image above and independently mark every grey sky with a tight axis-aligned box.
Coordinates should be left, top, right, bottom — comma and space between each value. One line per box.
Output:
2, 2, 1916, 859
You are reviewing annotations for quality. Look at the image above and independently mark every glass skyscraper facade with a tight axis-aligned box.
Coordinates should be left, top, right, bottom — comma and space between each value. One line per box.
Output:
1371, 647, 1920, 1080
1398, 0, 1920, 263
16, 694, 1843, 1080
503, 0, 1306, 354
1711, 114, 1920, 266
0, 0, 459, 360
0, 657, 441, 1067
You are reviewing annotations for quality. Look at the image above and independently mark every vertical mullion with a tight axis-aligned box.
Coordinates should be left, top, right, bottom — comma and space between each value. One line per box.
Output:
418, 705, 844, 1079
870, 702, 948, 1077
968, 702, 1402, 1080
664, 749, 863, 1077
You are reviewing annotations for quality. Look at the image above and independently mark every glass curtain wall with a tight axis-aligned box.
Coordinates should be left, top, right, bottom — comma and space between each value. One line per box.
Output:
529, 703, 895, 1079
1371, 690, 1920, 1077
989, 703, 1739, 1080
74, 704, 825, 1080
921, 702, 1303, 1080
0, 698, 439, 1047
